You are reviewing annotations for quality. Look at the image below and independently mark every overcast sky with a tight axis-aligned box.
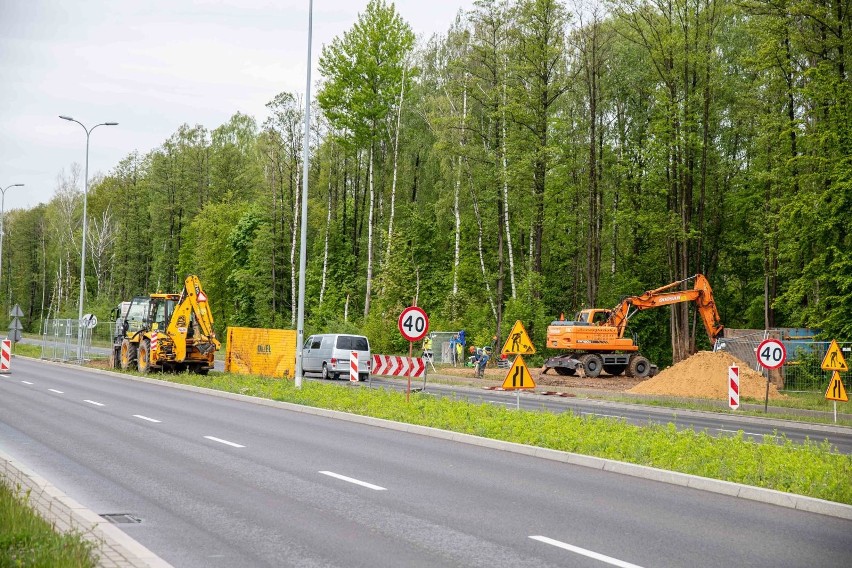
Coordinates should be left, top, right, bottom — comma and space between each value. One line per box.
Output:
0, 0, 472, 211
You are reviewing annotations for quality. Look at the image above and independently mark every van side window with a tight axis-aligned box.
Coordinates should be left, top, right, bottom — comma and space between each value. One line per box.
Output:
336, 336, 351, 350
310, 337, 322, 349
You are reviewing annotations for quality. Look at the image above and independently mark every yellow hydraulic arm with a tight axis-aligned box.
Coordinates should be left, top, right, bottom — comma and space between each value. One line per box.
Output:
166, 275, 221, 361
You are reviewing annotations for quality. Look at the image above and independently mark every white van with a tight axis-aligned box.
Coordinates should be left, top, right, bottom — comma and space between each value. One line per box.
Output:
302, 334, 371, 381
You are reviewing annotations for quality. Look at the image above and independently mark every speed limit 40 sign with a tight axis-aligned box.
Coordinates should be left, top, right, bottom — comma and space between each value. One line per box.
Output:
398, 306, 429, 342
756, 338, 787, 370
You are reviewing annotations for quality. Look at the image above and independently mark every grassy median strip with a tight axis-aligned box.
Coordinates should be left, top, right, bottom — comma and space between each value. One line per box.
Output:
154, 372, 852, 506
0, 482, 98, 567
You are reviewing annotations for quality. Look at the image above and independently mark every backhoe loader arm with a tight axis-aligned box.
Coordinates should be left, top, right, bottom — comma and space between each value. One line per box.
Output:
607, 274, 724, 343
166, 275, 221, 362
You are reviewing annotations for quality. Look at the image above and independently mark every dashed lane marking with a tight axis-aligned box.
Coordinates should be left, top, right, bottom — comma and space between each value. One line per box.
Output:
204, 436, 245, 448
530, 536, 644, 568
48, 389, 64, 394
133, 415, 162, 423
21, 381, 33, 385
319, 471, 387, 491
84, 400, 105, 406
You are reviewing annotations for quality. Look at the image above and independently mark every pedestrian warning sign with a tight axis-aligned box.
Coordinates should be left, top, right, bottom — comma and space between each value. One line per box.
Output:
501, 320, 536, 355
502, 355, 536, 390
821, 340, 848, 372
825, 371, 848, 402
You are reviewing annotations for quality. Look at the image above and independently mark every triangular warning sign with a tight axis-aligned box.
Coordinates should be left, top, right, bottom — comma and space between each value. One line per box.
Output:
825, 371, 849, 402
821, 340, 848, 372
501, 320, 536, 355
197, 291, 208, 303
502, 355, 536, 390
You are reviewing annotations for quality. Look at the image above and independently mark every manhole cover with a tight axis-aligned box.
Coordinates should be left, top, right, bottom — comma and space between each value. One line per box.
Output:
101, 513, 143, 524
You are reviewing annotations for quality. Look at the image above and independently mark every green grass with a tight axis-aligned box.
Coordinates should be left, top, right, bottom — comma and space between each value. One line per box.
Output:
11, 344, 41, 358
0, 481, 98, 567
148, 371, 852, 505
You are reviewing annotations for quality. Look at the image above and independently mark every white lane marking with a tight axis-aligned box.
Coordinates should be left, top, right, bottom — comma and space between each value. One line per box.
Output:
84, 400, 105, 407
581, 411, 622, 419
319, 471, 387, 491
48, 389, 64, 394
530, 536, 644, 568
21, 381, 33, 385
204, 436, 245, 448
718, 428, 778, 439
133, 415, 162, 423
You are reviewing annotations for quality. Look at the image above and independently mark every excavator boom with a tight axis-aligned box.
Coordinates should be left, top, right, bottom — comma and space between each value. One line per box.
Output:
608, 274, 723, 343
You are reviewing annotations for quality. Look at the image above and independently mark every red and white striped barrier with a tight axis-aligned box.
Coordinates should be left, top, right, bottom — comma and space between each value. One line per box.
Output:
150, 331, 158, 353
371, 355, 425, 378
350, 351, 359, 383
728, 365, 739, 410
0, 339, 11, 374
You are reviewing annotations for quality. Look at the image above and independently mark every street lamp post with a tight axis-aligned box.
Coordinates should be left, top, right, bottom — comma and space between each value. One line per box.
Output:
59, 116, 118, 361
0, 183, 24, 314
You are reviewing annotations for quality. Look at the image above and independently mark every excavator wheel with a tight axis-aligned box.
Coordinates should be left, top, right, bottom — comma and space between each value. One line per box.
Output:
137, 339, 151, 374
580, 354, 603, 378
554, 367, 576, 376
628, 355, 651, 378
603, 364, 627, 377
120, 339, 137, 371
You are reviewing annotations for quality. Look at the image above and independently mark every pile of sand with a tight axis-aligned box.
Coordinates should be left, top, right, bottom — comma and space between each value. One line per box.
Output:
628, 350, 785, 400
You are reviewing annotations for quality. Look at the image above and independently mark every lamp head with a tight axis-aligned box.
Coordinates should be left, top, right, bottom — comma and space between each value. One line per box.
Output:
59, 115, 74, 121
105, 122, 118, 126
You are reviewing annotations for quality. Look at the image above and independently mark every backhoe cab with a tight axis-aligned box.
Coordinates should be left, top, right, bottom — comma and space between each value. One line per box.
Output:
109, 275, 220, 374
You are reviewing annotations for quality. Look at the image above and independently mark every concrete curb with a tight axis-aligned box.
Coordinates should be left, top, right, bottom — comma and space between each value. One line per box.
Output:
0, 447, 173, 568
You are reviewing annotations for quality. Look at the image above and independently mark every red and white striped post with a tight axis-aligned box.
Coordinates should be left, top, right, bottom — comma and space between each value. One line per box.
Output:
728, 365, 740, 410
349, 351, 358, 383
0, 338, 11, 374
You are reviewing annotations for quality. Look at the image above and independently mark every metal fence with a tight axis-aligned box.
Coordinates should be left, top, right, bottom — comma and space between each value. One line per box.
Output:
430, 331, 465, 365
40, 319, 116, 363
715, 330, 850, 392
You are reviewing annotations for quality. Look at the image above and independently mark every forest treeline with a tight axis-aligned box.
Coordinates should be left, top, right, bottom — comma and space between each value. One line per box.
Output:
5, 0, 849, 365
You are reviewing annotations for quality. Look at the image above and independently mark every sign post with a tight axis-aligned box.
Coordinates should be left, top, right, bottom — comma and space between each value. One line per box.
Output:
398, 306, 429, 401
756, 338, 787, 413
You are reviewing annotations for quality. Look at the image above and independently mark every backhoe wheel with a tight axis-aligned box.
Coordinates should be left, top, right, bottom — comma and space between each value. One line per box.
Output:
603, 364, 627, 377
120, 339, 137, 371
137, 339, 151, 374
628, 355, 651, 378
554, 366, 576, 376
108, 346, 120, 369
580, 354, 603, 378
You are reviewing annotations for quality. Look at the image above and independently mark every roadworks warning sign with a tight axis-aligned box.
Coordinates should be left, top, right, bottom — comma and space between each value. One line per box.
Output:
501, 320, 536, 355
502, 355, 536, 390
821, 339, 848, 372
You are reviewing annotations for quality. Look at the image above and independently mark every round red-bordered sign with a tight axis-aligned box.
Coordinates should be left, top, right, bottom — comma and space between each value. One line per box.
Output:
756, 338, 787, 370
398, 306, 429, 342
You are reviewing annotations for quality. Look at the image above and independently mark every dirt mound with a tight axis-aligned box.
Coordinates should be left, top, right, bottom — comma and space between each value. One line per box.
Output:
628, 350, 785, 400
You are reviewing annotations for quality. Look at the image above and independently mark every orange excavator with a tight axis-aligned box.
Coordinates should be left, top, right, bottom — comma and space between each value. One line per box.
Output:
544, 274, 724, 378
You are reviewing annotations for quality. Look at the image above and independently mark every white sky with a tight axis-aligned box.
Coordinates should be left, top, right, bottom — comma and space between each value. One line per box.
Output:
0, 0, 472, 211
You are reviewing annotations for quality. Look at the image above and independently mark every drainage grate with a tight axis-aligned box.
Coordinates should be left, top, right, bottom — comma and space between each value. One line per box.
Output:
101, 513, 143, 524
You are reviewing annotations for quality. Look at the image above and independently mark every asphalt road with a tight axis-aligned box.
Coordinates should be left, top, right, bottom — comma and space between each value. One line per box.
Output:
1, 358, 850, 567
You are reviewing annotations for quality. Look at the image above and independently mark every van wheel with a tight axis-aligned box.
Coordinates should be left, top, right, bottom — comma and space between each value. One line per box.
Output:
322, 363, 330, 380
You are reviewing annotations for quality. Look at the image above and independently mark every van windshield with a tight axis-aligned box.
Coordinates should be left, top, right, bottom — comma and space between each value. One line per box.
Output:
336, 336, 368, 350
